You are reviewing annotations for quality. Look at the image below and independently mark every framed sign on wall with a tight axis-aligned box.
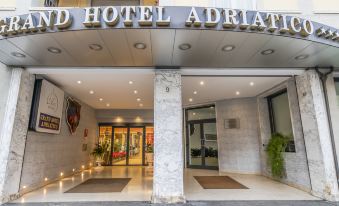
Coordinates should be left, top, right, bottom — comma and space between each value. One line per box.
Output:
29, 79, 64, 134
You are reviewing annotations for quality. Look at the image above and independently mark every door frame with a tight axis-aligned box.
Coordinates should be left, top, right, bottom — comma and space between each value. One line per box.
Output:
185, 105, 218, 170
99, 123, 152, 166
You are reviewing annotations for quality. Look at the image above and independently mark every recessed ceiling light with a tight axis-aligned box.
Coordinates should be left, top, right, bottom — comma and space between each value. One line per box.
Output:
139, 103, 143, 107
89, 44, 103, 51
193, 112, 196, 115
89, 90, 94, 94
236, 91, 240, 95
11, 52, 26, 58
77, 80, 82, 84
106, 103, 110, 107
295, 54, 309, 60
134, 90, 138, 94
47, 47, 62, 54
200, 81, 204, 86
129, 81, 133, 85
193, 91, 197, 95
179, 43, 191, 50
189, 98, 193, 102
137, 98, 141, 102
210, 106, 214, 109
99, 98, 103, 102
134, 43, 147, 50
261, 49, 274, 55
222, 45, 235, 52
250, 82, 254, 86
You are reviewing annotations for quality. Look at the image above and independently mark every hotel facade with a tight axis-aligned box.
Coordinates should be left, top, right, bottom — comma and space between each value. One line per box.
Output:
1, 0, 339, 204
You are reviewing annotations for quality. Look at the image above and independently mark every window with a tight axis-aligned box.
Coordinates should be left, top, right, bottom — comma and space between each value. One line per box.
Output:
159, 0, 256, 10
313, 0, 339, 13
267, 89, 295, 152
0, 0, 16, 8
335, 78, 339, 107
257, 0, 299, 11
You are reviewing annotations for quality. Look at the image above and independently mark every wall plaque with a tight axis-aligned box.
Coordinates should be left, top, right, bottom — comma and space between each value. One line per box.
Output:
224, 118, 240, 129
29, 79, 64, 134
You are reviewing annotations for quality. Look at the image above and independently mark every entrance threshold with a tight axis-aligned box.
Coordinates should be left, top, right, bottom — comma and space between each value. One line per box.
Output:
12, 167, 319, 204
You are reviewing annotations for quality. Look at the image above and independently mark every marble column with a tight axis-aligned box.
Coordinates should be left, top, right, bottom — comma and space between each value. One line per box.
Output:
0, 68, 35, 204
152, 70, 185, 203
296, 70, 339, 201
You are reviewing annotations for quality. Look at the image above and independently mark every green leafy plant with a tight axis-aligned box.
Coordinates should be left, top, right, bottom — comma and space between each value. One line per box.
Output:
91, 143, 105, 159
191, 148, 201, 157
146, 144, 154, 153
266, 133, 289, 178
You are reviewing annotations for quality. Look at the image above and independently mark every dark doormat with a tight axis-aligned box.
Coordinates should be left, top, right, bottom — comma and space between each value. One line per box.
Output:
194, 176, 248, 189
65, 178, 131, 193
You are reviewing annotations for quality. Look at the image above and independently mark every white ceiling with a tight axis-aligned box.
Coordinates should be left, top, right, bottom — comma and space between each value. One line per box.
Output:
43, 72, 289, 109
1, 29, 339, 68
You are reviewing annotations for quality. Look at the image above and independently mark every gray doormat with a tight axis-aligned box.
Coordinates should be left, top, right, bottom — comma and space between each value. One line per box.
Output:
194, 176, 248, 189
65, 178, 131, 193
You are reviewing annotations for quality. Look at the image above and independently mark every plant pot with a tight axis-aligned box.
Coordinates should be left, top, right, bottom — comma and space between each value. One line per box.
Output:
95, 157, 104, 167
145, 152, 154, 166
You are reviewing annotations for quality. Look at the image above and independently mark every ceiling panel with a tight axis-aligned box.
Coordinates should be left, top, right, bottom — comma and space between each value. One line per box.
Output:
209, 31, 250, 68
125, 29, 153, 66
0, 40, 39, 66
0, 29, 338, 68
182, 76, 289, 106
151, 29, 175, 66
247, 36, 311, 68
98, 29, 134, 66
44, 72, 155, 109
287, 42, 328, 68
172, 30, 202, 66
185, 30, 225, 67
51, 30, 114, 66
8, 35, 76, 66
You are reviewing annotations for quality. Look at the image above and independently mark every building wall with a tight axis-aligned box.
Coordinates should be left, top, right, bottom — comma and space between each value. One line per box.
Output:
20, 94, 97, 191
326, 75, 339, 173
96, 109, 154, 123
0, 64, 12, 134
216, 97, 261, 174
257, 77, 311, 191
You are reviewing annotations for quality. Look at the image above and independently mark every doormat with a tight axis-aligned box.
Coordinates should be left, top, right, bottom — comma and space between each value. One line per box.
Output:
65, 178, 131, 193
194, 176, 248, 189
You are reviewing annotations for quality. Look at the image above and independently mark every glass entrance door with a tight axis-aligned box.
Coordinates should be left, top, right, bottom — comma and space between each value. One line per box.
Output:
112, 127, 128, 165
128, 127, 144, 165
111, 126, 145, 166
186, 105, 218, 169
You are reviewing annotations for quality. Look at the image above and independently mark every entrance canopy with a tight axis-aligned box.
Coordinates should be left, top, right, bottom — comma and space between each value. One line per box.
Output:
0, 6, 339, 68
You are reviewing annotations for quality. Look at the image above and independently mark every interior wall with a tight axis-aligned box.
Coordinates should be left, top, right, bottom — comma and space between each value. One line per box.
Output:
20, 94, 97, 191
96, 109, 154, 123
257, 77, 311, 191
216, 97, 261, 174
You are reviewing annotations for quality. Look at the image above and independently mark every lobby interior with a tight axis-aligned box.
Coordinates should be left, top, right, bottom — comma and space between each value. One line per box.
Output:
11, 69, 321, 203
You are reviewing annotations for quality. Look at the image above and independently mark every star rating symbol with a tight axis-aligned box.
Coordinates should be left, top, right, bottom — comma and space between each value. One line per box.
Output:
332, 31, 339, 41
316, 27, 326, 36
325, 30, 334, 39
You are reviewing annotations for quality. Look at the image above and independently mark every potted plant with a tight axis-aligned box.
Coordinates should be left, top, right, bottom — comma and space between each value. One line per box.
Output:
266, 133, 290, 179
145, 144, 154, 166
91, 142, 105, 167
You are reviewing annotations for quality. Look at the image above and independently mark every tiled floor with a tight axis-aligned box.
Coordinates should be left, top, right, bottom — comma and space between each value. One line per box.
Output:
12, 166, 319, 203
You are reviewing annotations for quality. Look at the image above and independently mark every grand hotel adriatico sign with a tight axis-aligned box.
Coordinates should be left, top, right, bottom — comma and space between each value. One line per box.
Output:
0, 6, 338, 46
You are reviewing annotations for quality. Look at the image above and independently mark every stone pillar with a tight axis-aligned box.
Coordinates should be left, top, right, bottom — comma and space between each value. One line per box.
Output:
325, 74, 339, 169
296, 70, 339, 201
152, 70, 185, 203
0, 68, 35, 204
